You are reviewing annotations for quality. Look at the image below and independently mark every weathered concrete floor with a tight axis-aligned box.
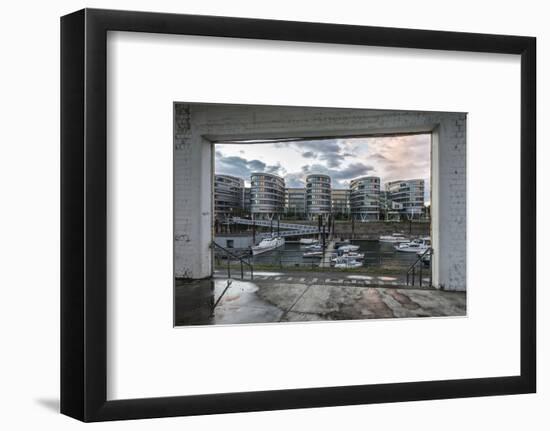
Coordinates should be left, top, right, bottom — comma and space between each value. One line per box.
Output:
175, 277, 466, 326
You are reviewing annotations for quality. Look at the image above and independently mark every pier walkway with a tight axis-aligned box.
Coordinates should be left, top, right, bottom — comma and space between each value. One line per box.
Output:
319, 240, 335, 269
230, 217, 320, 239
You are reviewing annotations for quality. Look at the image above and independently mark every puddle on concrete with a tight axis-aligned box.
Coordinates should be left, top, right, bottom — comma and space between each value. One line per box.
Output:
249, 271, 284, 277
378, 276, 398, 281
176, 278, 284, 326
215, 279, 258, 294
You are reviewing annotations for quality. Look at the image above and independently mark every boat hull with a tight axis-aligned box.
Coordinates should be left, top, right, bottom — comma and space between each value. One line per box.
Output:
251, 238, 285, 255
394, 244, 429, 253
299, 238, 318, 245
338, 245, 360, 252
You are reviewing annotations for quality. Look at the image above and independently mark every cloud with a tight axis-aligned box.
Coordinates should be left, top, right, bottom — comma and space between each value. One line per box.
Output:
215, 133, 431, 202
344, 134, 431, 200
215, 153, 287, 180
290, 139, 351, 168
215, 154, 264, 178
319, 153, 345, 168
266, 162, 286, 175
247, 159, 267, 172
284, 173, 305, 188
293, 162, 374, 188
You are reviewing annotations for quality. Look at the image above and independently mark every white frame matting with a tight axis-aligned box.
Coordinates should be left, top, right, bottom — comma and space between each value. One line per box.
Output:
106, 31, 521, 400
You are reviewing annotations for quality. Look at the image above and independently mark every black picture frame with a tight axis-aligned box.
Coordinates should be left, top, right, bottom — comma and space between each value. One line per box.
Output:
61, 8, 536, 422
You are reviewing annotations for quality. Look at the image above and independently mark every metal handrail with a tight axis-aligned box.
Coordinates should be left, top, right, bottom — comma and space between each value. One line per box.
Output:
406, 247, 432, 287
212, 241, 254, 280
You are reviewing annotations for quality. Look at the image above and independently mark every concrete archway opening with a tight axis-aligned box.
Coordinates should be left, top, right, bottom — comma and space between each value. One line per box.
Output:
174, 103, 466, 292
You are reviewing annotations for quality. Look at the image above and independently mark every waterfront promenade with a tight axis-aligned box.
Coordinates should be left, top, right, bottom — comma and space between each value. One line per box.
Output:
175, 274, 466, 326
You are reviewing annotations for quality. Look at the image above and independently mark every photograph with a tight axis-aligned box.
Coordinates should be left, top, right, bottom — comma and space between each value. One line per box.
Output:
0, 0, 541, 427
174, 103, 467, 326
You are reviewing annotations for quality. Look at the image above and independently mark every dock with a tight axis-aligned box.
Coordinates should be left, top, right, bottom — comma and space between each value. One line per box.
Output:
319, 240, 335, 268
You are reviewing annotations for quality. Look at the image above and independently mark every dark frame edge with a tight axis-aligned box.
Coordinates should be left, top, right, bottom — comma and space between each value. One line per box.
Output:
92, 376, 528, 422
61, 8, 537, 422
60, 8, 86, 421
520, 36, 537, 394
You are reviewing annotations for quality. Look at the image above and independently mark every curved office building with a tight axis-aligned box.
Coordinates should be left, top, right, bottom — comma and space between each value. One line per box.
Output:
385, 179, 425, 220
350, 176, 381, 221
214, 174, 244, 219
250, 173, 285, 219
306, 174, 332, 219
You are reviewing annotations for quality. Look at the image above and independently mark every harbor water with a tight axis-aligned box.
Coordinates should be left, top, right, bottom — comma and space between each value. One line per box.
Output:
249, 240, 422, 271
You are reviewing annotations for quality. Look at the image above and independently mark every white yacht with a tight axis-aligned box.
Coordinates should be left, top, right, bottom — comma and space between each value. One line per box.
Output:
251, 236, 285, 256
332, 256, 363, 268
303, 250, 323, 258
343, 251, 364, 260
338, 244, 360, 253
394, 238, 431, 253
334, 239, 351, 248
379, 233, 409, 243
299, 238, 318, 245
331, 253, 364, 263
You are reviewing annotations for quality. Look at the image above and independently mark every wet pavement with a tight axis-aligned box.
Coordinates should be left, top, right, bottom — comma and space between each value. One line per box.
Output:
175, 275, 466, 326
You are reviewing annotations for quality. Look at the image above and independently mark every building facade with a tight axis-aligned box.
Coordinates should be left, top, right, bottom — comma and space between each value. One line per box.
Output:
285, 187, 307, 218
349, 176, 381, 221
250, 172, 285, 219
242, 187, 251, 214
306, 174, 332, 219
331, 189, 350, 219
385, 179, 425, 220
379, 190, 401, 221
214, 174, 244, 220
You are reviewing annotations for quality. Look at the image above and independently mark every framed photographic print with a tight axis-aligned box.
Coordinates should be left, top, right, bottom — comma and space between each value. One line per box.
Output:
61, 8, 536, 422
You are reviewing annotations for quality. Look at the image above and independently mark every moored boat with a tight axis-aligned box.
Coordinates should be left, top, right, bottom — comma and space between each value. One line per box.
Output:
342, 251, 364, 260
332, 256, 363, 268
251, 236, 285, 255
299, 238, 318, 245
303, 251, 323, 258
394, 238, 431, 253
334, 239, 350, 248
338, 244, 360, 252
379, 233, 409, 243
330, 255, 363, 268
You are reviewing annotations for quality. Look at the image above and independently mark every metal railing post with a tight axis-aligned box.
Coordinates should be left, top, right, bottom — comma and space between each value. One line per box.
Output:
227, 256, 231, 279
429, 248, 432, 287
252, 220, 256, 244
213, 241, 254, 281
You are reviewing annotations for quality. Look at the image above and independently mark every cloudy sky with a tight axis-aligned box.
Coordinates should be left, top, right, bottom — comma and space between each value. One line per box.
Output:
215, 134, 431, 202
